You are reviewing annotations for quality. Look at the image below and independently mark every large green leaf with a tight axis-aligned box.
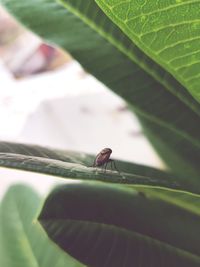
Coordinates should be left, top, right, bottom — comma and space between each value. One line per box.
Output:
0, 141, 199, 195
39, 182, 200, 267
0, 184, 84, 267
138, 115, 200, 179
1, 0, 200, 177
59, 0, 198, 111
0, 140, 200, 219
95, 0, 200, 103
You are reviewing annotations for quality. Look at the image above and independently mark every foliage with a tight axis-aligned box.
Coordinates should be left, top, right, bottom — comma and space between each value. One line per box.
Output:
0, 184, 84, 267
0, 0, 200, 266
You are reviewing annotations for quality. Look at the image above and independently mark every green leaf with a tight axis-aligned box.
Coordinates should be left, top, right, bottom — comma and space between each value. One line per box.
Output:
1, 0, 200, 177
0, 184, 84, 267
1, 141, 200, 217
138, 186, 200, 216
0, 141, 199, 195
95, 0, 200, 103
39, 182, 200, 267
138, 115, 200, 179
2, 141, 199, 220
59, 0, 198, 111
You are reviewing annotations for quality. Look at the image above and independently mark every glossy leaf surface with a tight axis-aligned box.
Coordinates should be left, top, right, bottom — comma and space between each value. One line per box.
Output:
39, 182, 200, 267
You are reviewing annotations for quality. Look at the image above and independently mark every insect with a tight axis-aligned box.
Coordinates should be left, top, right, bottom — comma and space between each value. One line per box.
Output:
92, 148, 119, 173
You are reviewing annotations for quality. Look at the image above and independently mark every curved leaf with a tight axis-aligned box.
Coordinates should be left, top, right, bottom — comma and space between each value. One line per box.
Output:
1, 0, 200, 177
39, 182, 200, 267
95, 0, 200, 102
0, 141, 199, 195
1, 141, 200, 220
0, 184, 84, 267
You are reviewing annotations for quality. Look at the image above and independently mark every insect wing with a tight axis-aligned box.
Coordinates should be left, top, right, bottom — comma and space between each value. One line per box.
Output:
96, 151, 111, 166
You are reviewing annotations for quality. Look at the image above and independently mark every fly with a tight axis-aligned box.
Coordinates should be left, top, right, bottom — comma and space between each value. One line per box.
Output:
92, 148, 119, 173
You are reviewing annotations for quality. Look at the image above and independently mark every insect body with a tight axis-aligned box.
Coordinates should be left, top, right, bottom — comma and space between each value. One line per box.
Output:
93, 148, 119, 173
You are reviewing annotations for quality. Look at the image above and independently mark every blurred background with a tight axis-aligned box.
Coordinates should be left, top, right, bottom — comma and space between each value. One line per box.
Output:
0, 6, 163, 198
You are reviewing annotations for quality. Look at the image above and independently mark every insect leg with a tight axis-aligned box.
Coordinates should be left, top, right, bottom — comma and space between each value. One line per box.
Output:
104, 162, 108, 173
92, 158, 96, 167
112, 160, 120, 174
110, 160, 113, 171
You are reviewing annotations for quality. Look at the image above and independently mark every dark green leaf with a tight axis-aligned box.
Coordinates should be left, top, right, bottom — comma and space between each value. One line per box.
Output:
39, 182, 200, 267
0, 141, 199, 195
